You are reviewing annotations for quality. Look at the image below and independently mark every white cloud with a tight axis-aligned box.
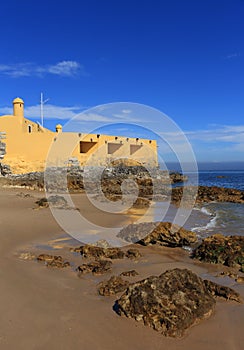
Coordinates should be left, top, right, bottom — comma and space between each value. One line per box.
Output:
0, 61, 86, 78
0, 104, 118, 122
157, 124, 244, 160
0, 104, 83, 120
224, 53, 241, 59
185, 125, 244, 144
158, 125, 244, 144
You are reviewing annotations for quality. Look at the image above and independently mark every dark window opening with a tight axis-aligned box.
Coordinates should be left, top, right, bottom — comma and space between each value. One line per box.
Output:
80, 141, 97, 153
130, 144, 142, 155
28, 125, 32, 133
107, 143, 122, 154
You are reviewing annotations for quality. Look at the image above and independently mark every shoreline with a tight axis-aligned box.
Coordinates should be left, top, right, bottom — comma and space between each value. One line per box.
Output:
0, 187, 243, 349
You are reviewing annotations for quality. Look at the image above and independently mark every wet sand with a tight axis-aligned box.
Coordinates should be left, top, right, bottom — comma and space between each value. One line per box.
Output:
0, 188, 243, 350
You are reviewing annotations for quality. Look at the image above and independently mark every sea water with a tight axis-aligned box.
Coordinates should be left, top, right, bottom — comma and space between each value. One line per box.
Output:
180, 170, 244, 237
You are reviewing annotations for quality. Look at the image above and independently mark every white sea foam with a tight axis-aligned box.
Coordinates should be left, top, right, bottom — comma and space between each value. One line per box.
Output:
200, 206, 212, 216
191, 209, 219, 233
205, 212, 219, 229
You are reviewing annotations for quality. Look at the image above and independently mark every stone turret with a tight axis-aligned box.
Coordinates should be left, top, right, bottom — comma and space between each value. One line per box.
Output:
56, 124, 62, 133
13, 97, 24, 120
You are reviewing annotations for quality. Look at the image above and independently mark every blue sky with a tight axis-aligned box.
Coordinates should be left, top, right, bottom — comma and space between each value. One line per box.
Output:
0, 0, 244, 163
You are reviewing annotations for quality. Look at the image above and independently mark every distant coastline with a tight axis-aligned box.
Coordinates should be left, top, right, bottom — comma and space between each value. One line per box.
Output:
165, 161, 244, 172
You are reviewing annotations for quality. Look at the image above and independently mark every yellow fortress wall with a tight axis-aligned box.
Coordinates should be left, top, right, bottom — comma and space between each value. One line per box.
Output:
0, 98, 158, 173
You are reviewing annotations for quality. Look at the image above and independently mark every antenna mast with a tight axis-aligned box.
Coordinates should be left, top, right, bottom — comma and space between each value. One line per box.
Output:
40, 92, 49, 127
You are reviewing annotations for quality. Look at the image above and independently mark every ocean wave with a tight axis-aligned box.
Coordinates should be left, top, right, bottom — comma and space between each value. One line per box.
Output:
200, 206, 212, 216
191, 205, 218, 233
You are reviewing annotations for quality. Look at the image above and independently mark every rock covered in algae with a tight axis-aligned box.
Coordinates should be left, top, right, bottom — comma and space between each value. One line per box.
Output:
118, 221, 197, 247
115, 268, 241, 337
193, 234, 244, 272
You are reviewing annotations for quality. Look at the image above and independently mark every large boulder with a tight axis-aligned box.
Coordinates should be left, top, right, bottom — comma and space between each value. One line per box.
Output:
117, 221, 197, 247
193, 234, 244, 272
115, 268, 242, 338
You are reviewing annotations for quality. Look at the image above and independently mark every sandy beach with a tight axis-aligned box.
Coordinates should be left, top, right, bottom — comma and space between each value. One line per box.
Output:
0, 187, 243, 350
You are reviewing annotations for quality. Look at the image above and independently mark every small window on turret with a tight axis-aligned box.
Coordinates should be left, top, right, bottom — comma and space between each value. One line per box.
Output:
28, 125, 32, 133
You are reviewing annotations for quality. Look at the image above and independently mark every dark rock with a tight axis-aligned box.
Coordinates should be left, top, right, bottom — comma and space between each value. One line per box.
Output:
120, 270, 139, 277
16, 192, 31, 198
79, 245, 125, 260
216, 271, 237, 279
126, 248, 142, 259
204, 279, 242, 302
35, 197, 49, 208
91, 240, 112, 249
77, 260, 112, 275
169, 172, 188, 183
0, 163, 11, 176
70, 246, 83, 253
115, 268, 241, 338
118, 221, 197, 246
171, 186, 244, 205
35, 195, 69, 209
37, 254, 70, 268
5, 171, 44, 190
193, 234, 244, 272
132, 197, 150, 208
98, 276, 130, 296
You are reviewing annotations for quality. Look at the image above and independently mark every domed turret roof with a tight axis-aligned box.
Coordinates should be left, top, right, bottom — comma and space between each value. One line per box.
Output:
56, 124, 62, 129
13, 97, 24, 104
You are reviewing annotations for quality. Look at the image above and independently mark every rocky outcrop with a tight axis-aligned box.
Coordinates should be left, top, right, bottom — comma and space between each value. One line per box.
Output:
169, 172, 188, 183
72, 244, 142, 260
1, 171, 44, 190
204, 279, 242, 302
118, 221, 197, 246
0, 165, 187, 192
125, 249, 142, 259
77, 260, 112, 275
196, 186, 244, 203
78, 245, 125, 260
115, 268, 242, 338
35, 195, 70, 209
2, 164, 243, 206
37, 254, 70, 268
193, 234, 244, 272
171, 186, 244, 205
98, 276, 130, 296
120, 270, 139, 277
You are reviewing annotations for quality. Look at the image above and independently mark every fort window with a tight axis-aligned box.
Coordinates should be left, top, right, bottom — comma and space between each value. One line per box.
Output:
80, 141, 97, 153
130, 144, 142, 155
107, 142, 122, 154
28, 125, 32, 133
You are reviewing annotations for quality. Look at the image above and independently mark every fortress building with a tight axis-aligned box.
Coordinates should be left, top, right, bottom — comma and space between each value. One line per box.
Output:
0, 98, 158, 174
